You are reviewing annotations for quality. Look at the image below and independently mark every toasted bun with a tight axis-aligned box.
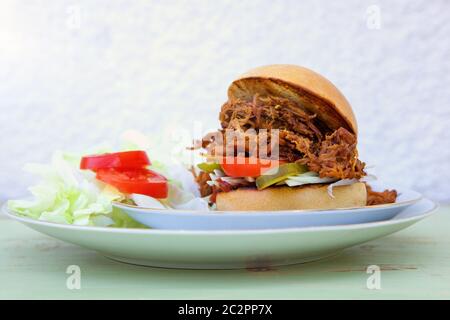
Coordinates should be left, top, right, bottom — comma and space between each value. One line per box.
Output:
216, 182, 367, 211
228, 64, 357, 135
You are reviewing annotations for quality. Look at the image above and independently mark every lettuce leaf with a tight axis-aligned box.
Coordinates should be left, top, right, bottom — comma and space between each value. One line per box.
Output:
8, 131, 210, 226
284, 171, 337, 187
7, 151, 147, 227
110, 207, 148, 228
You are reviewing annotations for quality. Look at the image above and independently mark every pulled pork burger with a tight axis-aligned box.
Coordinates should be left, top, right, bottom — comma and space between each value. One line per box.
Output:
193, 64, 397, 211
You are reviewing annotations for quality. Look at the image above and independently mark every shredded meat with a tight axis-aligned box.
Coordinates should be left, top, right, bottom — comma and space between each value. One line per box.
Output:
194, 170, 253, 202
195, 171, 212, 197
202, 96, 365, 180
366, 184, 398, 205
220, 95, 324, 140
302, 127, 366, 179
208, 178, 254, 204
194, 94, 395, 205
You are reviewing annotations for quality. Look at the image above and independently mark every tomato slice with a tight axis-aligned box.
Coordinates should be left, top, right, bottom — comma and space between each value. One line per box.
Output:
220, 157, 285, 178
80, 151, 150, 171
96, 168, 168, 198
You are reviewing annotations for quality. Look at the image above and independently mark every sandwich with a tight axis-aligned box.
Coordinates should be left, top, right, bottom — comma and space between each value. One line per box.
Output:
193, 64, 397, 211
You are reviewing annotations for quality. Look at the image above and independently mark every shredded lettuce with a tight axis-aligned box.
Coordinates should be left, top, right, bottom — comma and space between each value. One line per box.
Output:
7, 151, 134, 227
131, 193, 167, 209
283, 171, 337, 187
120, 130, 205, 210
8, 131, 211, 225
281, 171, 363, 198
110, 206, 148, 228
326, 179, 359, 198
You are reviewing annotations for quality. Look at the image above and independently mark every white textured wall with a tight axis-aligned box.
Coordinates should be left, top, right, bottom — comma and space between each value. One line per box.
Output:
1, 0, 449, 202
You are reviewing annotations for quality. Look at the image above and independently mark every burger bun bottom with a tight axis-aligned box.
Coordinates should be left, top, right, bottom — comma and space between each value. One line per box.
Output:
216, 182, 367, 211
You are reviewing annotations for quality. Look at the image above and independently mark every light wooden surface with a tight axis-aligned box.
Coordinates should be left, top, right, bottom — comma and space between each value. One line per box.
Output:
0, 205, 449, 300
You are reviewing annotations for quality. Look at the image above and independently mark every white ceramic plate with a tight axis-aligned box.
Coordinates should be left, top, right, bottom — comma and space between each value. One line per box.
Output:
114, 188, 422, 230
2, 198, 436, 269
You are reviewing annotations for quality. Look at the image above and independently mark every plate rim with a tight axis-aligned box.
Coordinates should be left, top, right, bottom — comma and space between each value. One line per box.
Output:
2, 199, 438, 235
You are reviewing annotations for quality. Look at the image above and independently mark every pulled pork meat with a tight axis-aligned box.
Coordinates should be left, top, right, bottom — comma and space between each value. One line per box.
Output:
220, 95, 324, 141
209, 178, 254, 203
195, 171, 213, 197
194, 169, 252, 199
279, 127, 365, 179
195, 95, 396, 205
366, 184, 398, 205
202, 95, 365, 180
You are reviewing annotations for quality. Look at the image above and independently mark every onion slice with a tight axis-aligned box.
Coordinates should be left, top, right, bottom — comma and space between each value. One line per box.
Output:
326, 179, 359, 198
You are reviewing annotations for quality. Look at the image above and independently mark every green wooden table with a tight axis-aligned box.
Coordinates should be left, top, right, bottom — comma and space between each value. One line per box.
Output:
1, 205, 449, 300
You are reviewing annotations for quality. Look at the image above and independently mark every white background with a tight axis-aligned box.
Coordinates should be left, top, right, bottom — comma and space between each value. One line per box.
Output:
1, 0, 449, 203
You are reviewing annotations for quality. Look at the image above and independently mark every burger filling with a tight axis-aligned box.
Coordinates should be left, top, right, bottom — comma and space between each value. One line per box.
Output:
194, 95, 396, 206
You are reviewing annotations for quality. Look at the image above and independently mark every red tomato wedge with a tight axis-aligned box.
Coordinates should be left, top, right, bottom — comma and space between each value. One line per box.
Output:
220, 157, 286, 178
80, 151, 150, 171
96, 168, 168, 198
